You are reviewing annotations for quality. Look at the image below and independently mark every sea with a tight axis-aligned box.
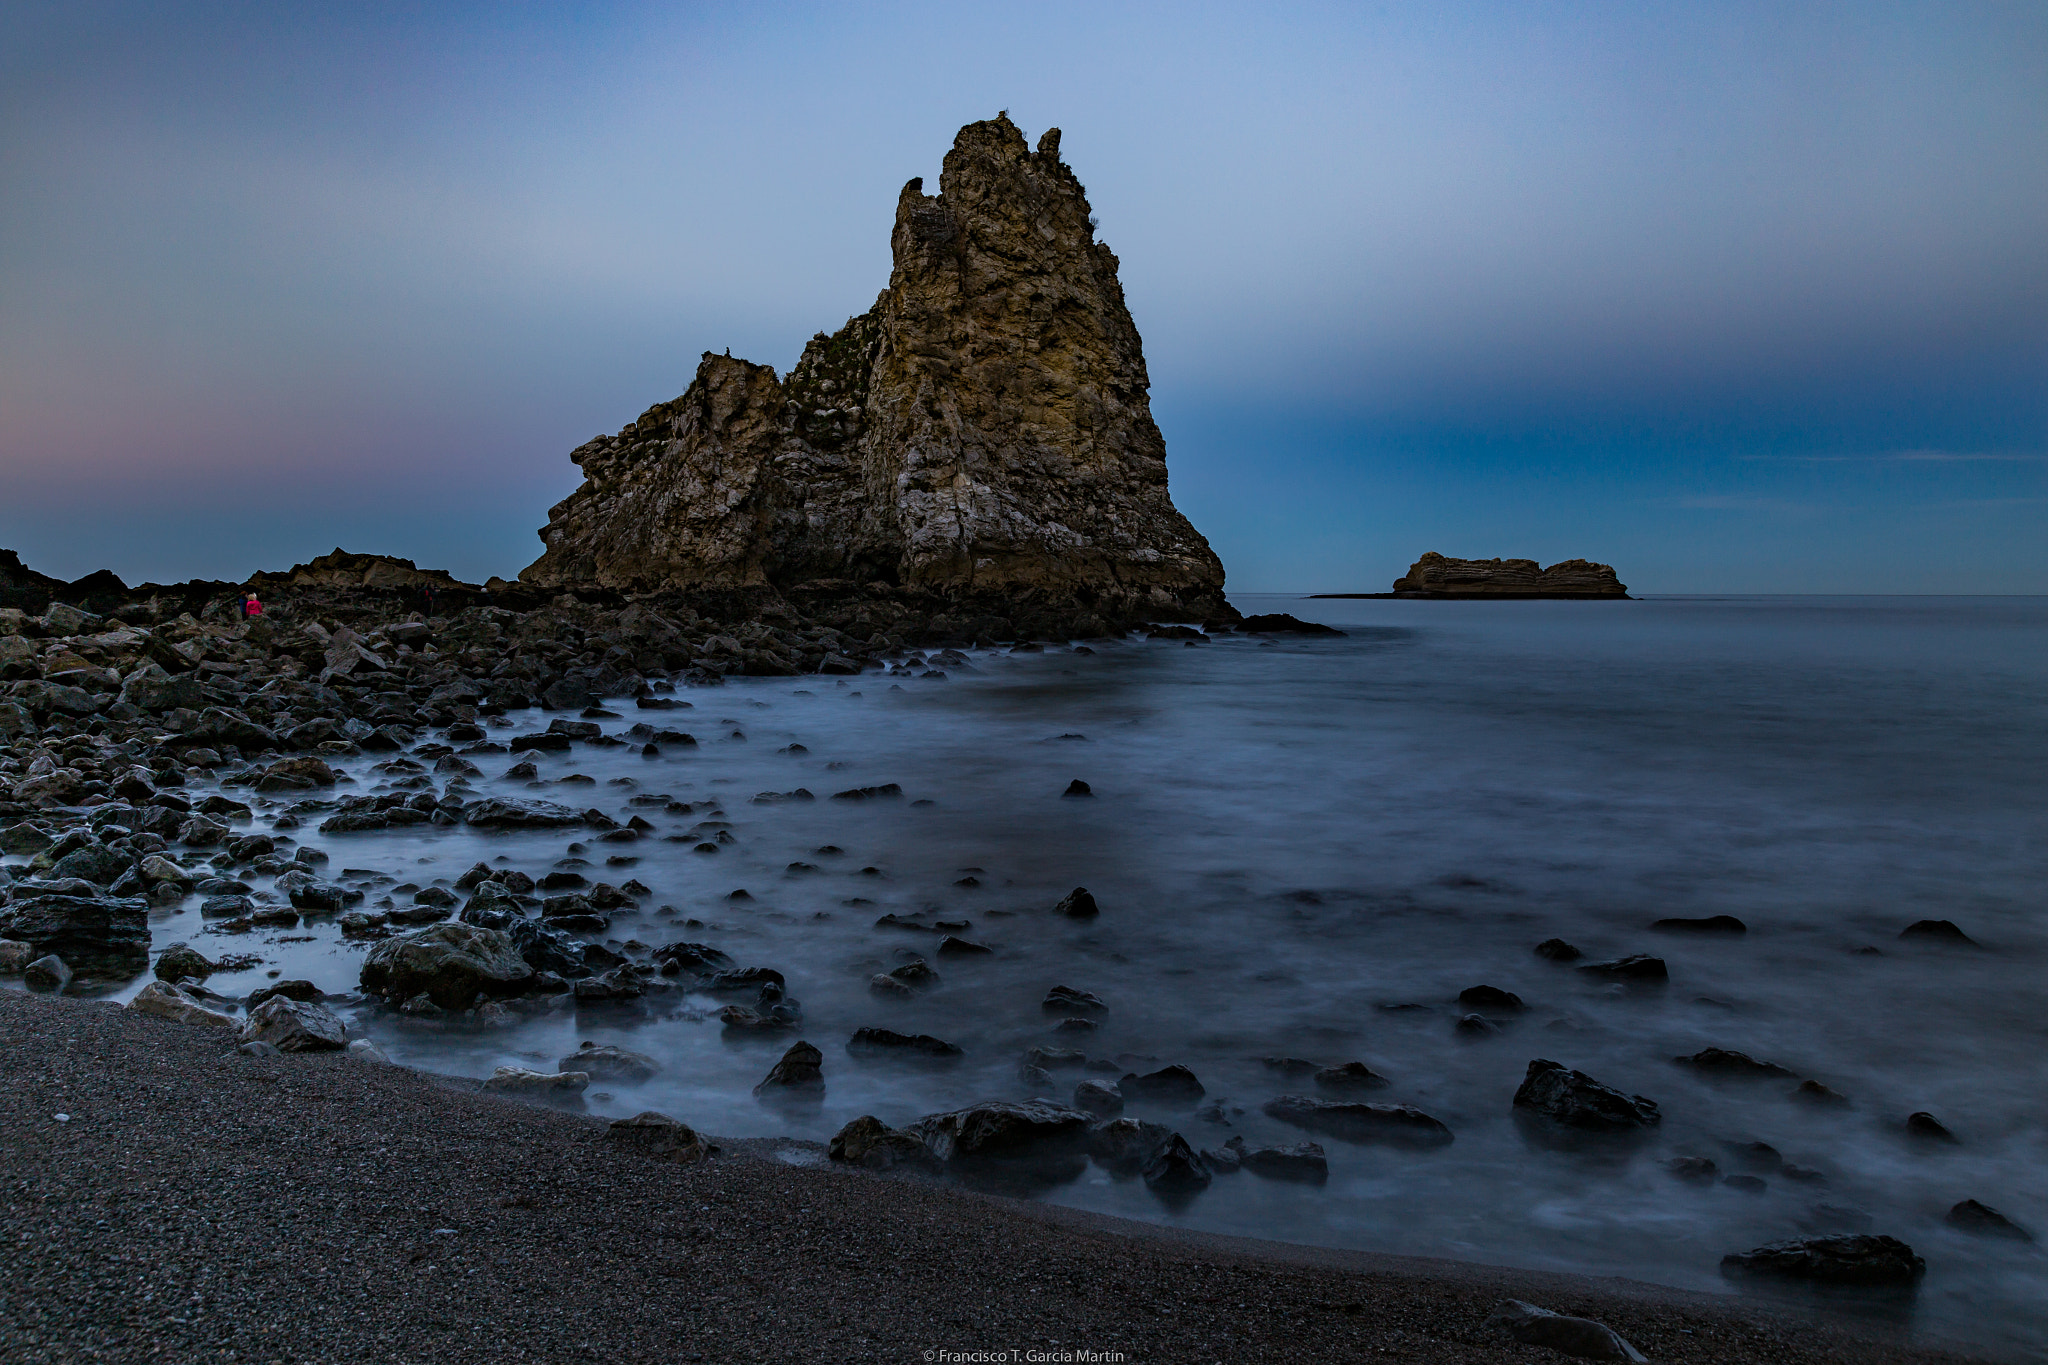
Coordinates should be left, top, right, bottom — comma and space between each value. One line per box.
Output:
37, 593, 2048, 1358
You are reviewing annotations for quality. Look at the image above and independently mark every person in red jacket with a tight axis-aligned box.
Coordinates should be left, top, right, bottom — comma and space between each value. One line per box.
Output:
242, 593, 263, 618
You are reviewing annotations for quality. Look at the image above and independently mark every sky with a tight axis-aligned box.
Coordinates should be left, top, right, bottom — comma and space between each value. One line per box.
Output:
2, 1, 2043, 593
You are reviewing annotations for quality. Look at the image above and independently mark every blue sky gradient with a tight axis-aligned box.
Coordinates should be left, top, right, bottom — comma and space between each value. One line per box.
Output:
3, 1, 2042, 591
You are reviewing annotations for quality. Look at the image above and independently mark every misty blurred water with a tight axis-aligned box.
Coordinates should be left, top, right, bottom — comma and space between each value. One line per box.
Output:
43, 593, 2048, 1357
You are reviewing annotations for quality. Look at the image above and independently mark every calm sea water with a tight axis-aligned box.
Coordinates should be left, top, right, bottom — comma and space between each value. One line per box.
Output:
39, 594, 2048, 1357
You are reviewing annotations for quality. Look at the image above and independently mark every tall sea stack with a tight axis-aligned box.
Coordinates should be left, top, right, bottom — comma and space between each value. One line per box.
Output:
520, 116, 1229, 625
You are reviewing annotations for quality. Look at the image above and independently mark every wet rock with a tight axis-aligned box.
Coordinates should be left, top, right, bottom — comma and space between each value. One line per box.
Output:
908, 1100, 1095, 1166
1053, 887, 1099, 919
754, 1040, 824, 1096
1072, 1079, 1123, 1116
245, 980, 322, 1010
936, 934, 993, 957
1576, 954, 1668, 982
22, 953, 70, 992
1062, 780, 1093, 798
1905, 1111, 1959, 1143
1086, 1117, 1175, 1174
1512, 1059, 1660, 1132
1458, 984, 1525, 1012
603, 1111, 709, 1165
463, 798, 585, 828
1118, 1064, 1206, 1106
1263, 1095, 1455, 1148
1664, 1156, 1720, 1185
1899, 919, 1975, 945
1720, 1235, 1924, 1287
1141, 1134, 1210, 1196
1945, 1200, 2034, 1242
1042, 984, 1107, 1016
0, 940, 33, 974
360, 922, 535, 1010
1234, 1139, 1328, 1184
153, 942, 215, 982
0, 893, 150, 977
240, 995, 348, 1052
128, 980, 237, 1028
1792, 1079, 1852, 1107
831, 783, 903, 801
652, 940, 735, 975
867, 972, 915, 998
289, 880, 357, 914
846, 1027, 964, 1059
828, 1115, 938, 1172
1455, 1013, 1500, 1038
560, 1042, 660, 1083
484, 1067, 589, 1100
1672, 1047, 1798, 1079
1724, 1174, 1769, 1195
1483, 1300, 1647, 1363
1313, 1062, 1390, 1094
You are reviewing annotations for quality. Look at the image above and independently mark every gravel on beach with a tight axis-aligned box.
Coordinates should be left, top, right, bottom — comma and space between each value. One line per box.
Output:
0, 991, 1992, 1365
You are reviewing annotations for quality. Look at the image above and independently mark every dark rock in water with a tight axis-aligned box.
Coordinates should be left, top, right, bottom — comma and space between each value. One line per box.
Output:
653, 941, 735, 974
936, 934, 993, 957
245, 980, 321, 1010
516, 116, 1230, 626
463, 798, 584, 828
1665, 1156, 1720, 1184
1905, 1111, 1959, 1143
1673, 1047, 1798, 1079
1457, 984, 1525, 1012
1720, 1235, 1924, 1287
1512, 1059, 1660, 1132
1263, 1096, 1455, 1148
1313, 1062, 1390, 1093
1261, 1056, 1321, 1076
1042, 984, 1107, 1016
360, 922, 534, 1010
508, 918, 589, 980
24, 954, 72, 992
1652, 914, 1747, 935
1577, 954, 1668, 982
886, 959, 939, 989
717, 1004, 791, 1033
0, 894, 149, 978
561, 1042, 660, 1083
1721, 1140, 1784, 1173
603, 1112, 708, 1164
1237, 613, 1341, 635
1062, 780, 1093, 798
1946, 1199, 2034, 1242
868, 973, 914, 998
153, 942, 215, 982
1017, 1064, 1055, 1093
1724, 1174, 1769, 1195
753, 1040, 824, 1096
1899, 919, 1975, 945
909, 1100, 1095, 1166
1389, 552, 1628, 599
1792, 1079, 1852, 1107
1088, 1117, 1175, 1174
1234, 1139, 1329, 1183
1119, 1064, 1206, 1106
1023, 1046, 1088, 1071
847, 1027, 963, 1059
1142, 1133, 1211, 1196
828, 1115, 937, 1172
1483, 1299, 1648, 1363
831, 783, 903, 802
1072, 1079, 1123, 1116
1055, 887, 1098, 918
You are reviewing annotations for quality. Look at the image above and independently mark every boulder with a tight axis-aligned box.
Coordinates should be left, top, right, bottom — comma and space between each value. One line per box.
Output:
360, 922, 534, 1010
559, 1042, 660, 1083
602, 1111, 708, 1165
1072, 1079, 1124, 1116
240, 995, 348, 1052
1576, 954, 1668, 981
0, 893, 150, 977
1088, 1118, 1175, 1174
462, 798, 585, 828
828, 1115, 939, 1172
908, 1100, 1095, 1165
1900, 919, 1975, 945
1235, 1140, 1329, 1183
1945, 1200, 2033, 1242
1651, 914, 1747, 935
129, 981, 238, 1029
1720, 1235, 1925, 1287
846, 1028, 964, 1059
1483, 1300, 1647, 1363
1262, 1096, 1455, 1148
1672, 1047, 1798, 1079
484, 1067, 588, 1099
753, 1040, 824, 1096
1513, 1059, 1660, 1132
1055, 887, 1098, 918
1457, 984, 1525, 1012
1118, 1064, 1206, 1106
153, 942, 215, 981
1141, 1133, 1212, 1196
1313, 1062, 1391, 1093
1042, 984, 1107, 1016
23, 954, 71, 992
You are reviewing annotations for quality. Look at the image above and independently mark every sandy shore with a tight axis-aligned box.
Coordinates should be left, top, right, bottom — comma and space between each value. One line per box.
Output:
0, 991, 1994, 1365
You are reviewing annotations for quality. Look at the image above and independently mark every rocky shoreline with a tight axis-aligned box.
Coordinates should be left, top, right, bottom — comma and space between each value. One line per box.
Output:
0, 988, 1993, 1364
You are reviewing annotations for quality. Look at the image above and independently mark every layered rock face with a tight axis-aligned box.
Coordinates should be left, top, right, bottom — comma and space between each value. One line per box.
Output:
522, 116, 1228, 622
1392, 553, 1628, 598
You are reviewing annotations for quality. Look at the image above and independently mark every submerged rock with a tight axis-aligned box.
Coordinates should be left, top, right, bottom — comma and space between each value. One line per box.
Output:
1262, 1096, 1454, 1148
560, 1042, 660, 1083
1673, 1047, 1798, 1079
754, 1040, 825, 1096
360, 922, 534, 1010
1720, 1234, 1925, 1287
1945, 1199, 2034, 1242
1512, 1059, 1660, 1133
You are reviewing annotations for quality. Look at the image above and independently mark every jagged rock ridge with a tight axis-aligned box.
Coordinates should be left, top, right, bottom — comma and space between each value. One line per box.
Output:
1392, 553, 1629, 599
522, 116, 1228, 621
